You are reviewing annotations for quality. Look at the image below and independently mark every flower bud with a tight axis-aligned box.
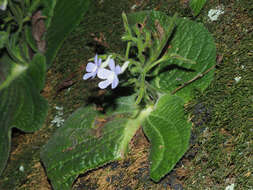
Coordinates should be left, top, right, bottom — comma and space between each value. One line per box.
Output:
100, 55, 112, 68
120, 61, 129, 73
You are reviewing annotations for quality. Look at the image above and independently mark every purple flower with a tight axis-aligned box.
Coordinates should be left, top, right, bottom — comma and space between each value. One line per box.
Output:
97, 58, 121, 89
83, 54, 102, 80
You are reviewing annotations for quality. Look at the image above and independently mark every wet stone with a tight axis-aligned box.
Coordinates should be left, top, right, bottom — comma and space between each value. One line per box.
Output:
75, 182, 98, 190
122, 160, 131, 168
167, 172, 177, 186
189, 132, 197, 145
110, 161, 119, 170
172, 183, 184, 190
111, 175, 117, 183
185, 147, 198, 159
123, 186, 133, 190
192, 103, 212, 127
135, 167, 148, 179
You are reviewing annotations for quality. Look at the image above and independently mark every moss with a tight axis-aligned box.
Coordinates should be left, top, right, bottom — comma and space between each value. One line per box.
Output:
183, 1, 253, 189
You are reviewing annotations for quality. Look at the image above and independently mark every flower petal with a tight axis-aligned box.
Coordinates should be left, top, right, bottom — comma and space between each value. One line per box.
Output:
97, 68, 114, 80
109, 59, 115, 71
94, 54, 98, 64
86, 62, 96, 72
115, 65, 121, 75
111, 76, 119, 89
98, 58, 102, 66
98, 80, 111, 89
83, 72, 95, 80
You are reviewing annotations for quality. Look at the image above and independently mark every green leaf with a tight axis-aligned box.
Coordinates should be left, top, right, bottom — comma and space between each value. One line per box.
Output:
0, 31, 8, 49
41, 95, 152, 189
27, 0, 56, 29
40, 0, 57, 29
190, 0, 207, 16
24, 0, 56, 54
143, 94, 191, 182
155, 16, 216, 102
45, 0, 91, 65
0, 53, 48, 175
0, 53, 28, 91
24, 25, 38, 53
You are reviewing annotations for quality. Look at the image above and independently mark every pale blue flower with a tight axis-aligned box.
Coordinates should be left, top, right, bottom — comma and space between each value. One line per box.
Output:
0, 0, 7, 11
97, 58, 121, 89
83, 54, 102, 80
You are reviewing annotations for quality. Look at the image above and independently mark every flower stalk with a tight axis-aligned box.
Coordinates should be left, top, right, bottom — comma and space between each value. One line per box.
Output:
83, 11, 196, 105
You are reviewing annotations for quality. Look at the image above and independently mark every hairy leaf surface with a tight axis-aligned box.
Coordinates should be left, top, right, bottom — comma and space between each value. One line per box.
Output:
41, 0, 57, 28
0, 54, 27, 91
143, 95, 191, 182
156, 16, 215, 102
41, 95, 152, 189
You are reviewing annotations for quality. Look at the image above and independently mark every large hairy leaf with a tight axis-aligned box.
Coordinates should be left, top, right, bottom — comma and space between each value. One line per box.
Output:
127, 11, 216, 102
0, 53, 48, 175
45, 0, 91, 65
156, 17, 215, 102
143, 95, 191, 182
41, 0, 58, 29
41, 95, 152, 189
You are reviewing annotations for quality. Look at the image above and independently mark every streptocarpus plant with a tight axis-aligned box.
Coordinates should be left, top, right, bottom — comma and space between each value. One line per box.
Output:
41, 10, 216, 189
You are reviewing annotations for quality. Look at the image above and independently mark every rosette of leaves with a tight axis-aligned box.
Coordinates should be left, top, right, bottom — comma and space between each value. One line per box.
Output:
0, 0, 52, 175
0, 0, 92, 178
41, 10, 216, 189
